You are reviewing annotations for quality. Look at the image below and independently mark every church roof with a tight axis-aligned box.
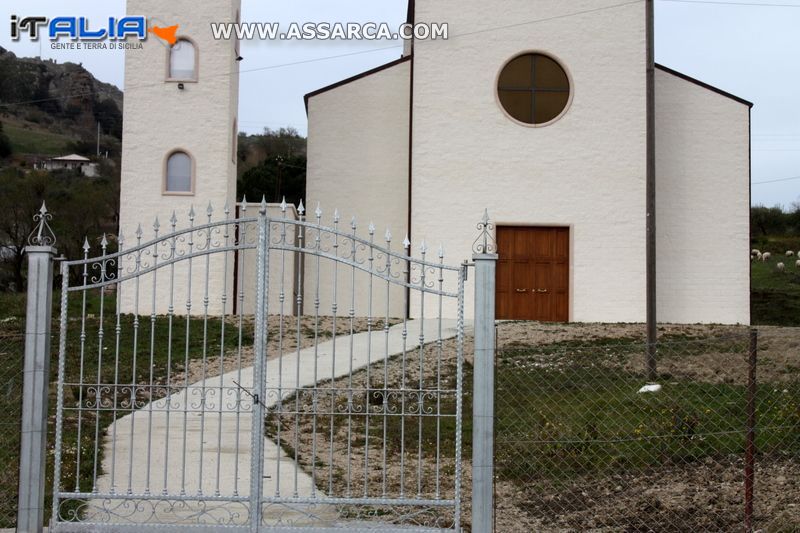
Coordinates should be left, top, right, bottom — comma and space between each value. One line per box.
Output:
304, 55, 411, 112
303, 59, 753, 114
656, 64, 753, 108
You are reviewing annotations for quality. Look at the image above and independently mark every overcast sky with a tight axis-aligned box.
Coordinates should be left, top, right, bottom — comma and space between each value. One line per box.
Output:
1, 0, 798, 208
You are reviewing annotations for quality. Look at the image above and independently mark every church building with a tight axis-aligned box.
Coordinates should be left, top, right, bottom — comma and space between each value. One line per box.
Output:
117, 0, 751, 324
304, 0, 752, 324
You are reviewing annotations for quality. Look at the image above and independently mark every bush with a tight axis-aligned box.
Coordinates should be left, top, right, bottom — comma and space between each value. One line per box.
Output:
0, 122, 11, 158
752, 205, 800, 238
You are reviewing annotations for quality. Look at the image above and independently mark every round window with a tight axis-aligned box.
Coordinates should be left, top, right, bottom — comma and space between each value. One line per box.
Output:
497, 53, 570, 126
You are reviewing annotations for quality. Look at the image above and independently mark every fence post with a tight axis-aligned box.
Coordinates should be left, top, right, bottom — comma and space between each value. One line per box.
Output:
17, 203, 57, 533
472, 210, 497, 533
249, 197, 270, 531
745, 328, 758, 532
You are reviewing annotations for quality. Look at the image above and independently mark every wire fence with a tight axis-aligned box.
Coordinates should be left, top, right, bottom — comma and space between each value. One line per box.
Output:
493, 324, 800, 532
0, 332, 25, 528
1, 317, 798, 531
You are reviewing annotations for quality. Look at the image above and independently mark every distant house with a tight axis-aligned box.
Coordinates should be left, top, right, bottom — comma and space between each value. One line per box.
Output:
37, 154, 98, 177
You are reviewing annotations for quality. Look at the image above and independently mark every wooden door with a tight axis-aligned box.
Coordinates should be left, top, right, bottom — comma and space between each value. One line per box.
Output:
496, 226, 569, 322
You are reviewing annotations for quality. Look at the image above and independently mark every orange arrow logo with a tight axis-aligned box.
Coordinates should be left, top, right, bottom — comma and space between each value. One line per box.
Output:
148, 24, 179, 45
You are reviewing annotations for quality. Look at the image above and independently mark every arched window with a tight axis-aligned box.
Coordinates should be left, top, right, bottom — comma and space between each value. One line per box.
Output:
165, 150, 193, 193
169, 39, 197, 80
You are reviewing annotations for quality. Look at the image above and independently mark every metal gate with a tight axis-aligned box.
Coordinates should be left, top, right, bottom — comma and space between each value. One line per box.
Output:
49, 200, 466, 531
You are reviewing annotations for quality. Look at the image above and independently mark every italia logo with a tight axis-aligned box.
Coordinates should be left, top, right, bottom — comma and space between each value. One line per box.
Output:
10, 15, 178, 43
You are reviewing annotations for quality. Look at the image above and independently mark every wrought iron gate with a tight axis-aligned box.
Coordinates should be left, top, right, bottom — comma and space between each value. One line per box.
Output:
49, 200, 467, 531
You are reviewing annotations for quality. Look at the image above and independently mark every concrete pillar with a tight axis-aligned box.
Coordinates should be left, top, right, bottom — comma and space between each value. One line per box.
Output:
17, 244, 56, 533
471, 252, 497, 533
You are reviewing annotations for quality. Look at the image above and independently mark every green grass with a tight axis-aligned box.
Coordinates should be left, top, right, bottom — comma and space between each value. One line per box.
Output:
494, 361, 799, 482
751, 256, 800, 326
277, 332, 798, 497
0, 292, 29, 525
0, 290, 255, 526
4, 122, 72, 156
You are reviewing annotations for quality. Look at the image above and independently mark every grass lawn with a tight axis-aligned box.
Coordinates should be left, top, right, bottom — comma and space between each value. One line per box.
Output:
495, 362, 798, 481
751, 257, 800, 326
4, 122, 73, 156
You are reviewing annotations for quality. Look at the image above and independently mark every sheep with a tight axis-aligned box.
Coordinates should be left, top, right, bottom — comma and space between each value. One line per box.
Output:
796, 259, 800, 269
762, 252, 772, 262
777, 262, 785, 272
787, 250, 796, 257
752, 249, 761, 256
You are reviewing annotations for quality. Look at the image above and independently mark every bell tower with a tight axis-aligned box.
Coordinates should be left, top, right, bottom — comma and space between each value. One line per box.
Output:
118, 0, 241, 314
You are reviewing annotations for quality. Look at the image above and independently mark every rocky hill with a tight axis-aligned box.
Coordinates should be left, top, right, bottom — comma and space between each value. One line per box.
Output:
0, 46, 123, 155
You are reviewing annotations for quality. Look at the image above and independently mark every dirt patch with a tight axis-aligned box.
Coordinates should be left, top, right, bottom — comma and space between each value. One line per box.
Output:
498, 322, 800, 385
496, 456, 800, 532
269, 333, 471, 529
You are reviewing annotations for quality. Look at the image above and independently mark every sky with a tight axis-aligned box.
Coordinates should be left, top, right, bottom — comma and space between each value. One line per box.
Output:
0, 0, 798, 208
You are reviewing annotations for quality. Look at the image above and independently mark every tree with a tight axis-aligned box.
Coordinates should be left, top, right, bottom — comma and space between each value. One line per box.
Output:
237, 127, 307, 179
0, 121, 12, 158
751, 205, 790, 237
237, 153, 306, 206
0, 165, 120, 291
94, 98, 123, 139
0, 169, 47, 290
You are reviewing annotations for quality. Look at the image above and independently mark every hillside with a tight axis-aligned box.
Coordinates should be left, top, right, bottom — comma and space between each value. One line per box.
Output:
0, 46, 123, 158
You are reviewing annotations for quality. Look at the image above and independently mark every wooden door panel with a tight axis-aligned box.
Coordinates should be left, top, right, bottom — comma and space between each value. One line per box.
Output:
496, 226, 569, 322
496, 260, 512, 319
554, 228, 569, 258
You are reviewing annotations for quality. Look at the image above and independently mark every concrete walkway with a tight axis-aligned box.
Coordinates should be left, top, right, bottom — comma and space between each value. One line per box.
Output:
88, 319, 465, 527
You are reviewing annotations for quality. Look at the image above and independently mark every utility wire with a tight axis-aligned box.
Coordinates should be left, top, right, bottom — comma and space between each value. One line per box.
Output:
0, 1, 646, 108
3, 0, 796, 111
752, 175, 800, 185
659, 0, 800, 7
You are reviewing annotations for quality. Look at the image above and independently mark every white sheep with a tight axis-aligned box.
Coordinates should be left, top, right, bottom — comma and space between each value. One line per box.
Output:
787, 250, 796, 257
777, 262, 785, 272
762, 252, 772, 262
796, 259, 800, 269
752, 249, 761, 256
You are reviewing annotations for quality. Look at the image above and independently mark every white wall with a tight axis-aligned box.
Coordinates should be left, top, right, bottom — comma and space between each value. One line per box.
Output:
305, 60, 411, 318
655, 68, 751, 324
237, 204, 298, 316
410, 0, 648, 321
119, 0, 240, 315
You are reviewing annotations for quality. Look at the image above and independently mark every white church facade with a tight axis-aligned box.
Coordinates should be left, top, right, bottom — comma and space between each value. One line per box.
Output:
304, 0, 752, 324
117, 0, 751, 324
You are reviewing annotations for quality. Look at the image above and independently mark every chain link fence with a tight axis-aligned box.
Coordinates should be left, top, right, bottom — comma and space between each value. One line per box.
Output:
0, 332, 25, 528
494, 324, 800, 532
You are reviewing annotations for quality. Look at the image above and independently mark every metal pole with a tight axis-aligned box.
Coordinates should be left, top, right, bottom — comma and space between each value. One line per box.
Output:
16, 244, 56, 532
249, 199, 270, 531
645, 0, 658, 381
472, 251, 497, 533
745, 328, 757, 532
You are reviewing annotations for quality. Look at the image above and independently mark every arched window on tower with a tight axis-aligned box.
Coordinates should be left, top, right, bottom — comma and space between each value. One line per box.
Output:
164, 150, 194, 194
169, 39, 197, 81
